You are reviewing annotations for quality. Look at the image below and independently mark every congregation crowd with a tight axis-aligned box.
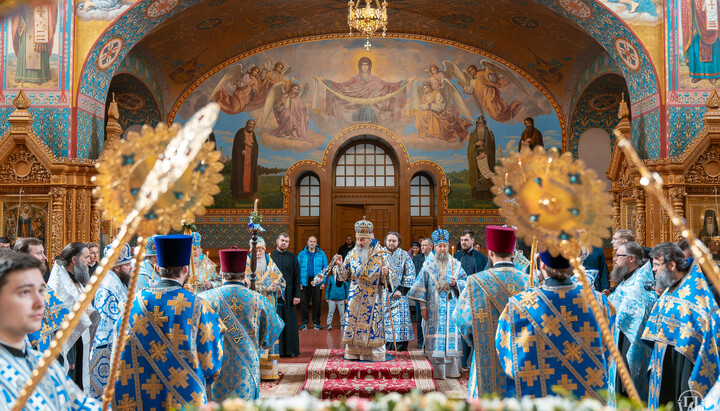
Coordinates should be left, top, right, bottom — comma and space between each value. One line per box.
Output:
0, 217, 718, 410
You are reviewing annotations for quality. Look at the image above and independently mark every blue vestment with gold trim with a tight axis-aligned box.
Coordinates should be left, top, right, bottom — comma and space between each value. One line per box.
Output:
200, 281, 284, 401
607, 261, 656, 400
383, 248, 415, 343
642, 264, 720, 409
336, 240, 388, 360
496, 278, 616, 403
28, 285, 69, 353
0, 342, 101, 411
112, 280, 225, 410
452, 263, 527, 398
408, 256, 467, 358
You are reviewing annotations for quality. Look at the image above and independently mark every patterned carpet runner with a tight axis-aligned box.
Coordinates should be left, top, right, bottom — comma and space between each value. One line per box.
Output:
303, 349, 436, 399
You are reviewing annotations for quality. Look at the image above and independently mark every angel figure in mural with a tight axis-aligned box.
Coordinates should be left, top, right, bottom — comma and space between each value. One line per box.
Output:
444, 60, 526, 123
213, 61, 292, 114
258, 82, 311, 141
425, 64, 448, 90
414, 80, 473, 142
314, 57, 412, 123
680, 0, 720, 84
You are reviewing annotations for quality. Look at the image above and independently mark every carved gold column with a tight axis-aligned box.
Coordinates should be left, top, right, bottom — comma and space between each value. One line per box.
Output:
612, 192, 621, 233
91, 196, 102, 244
49, 187, 66, 264
634, 188, 646, 246
668, 186, 686, 241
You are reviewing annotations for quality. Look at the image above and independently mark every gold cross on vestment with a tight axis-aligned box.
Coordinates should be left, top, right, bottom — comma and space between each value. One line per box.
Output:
559, 306, 578, 324
557, 374, 578, 391
167, 366, 191, 389
116, 394, 138, 411
132, 313, 150, 336
141, 374, 164, 400
152, 306, 169, 328
577, 322, 598, 346
540, 313, 562, 337
517, 361, 542, 386
520, 292, 540, 309
149, 340, 168, 362
168, 323, 189, 349
229, 297, 245, 313
517, 328, 536, 352
562, 341, 583, 363
584, 366, 605, 387
119, 360, 144, 386
168, 293, 192, 315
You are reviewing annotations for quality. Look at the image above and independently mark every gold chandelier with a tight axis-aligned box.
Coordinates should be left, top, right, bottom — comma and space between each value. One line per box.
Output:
348, 0, 388, 49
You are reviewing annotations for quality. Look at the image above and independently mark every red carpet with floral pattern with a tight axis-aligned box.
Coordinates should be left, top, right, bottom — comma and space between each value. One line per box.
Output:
303, 349, 436, 399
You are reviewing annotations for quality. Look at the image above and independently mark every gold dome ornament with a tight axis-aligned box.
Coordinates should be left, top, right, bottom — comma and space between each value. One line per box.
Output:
93, 119, 223, 238
491, 146, 611, 259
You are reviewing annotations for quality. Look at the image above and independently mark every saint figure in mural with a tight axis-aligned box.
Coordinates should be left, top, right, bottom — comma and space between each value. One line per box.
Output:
518, 117, 543, 152
415, 81, 472, 142
11, 4, 58, 85
699, 209, 720, 258
316, 57, 410, 123
230, 119, 259, 200
681, 0, 720, 83
467, 115, 495, 201
214, 61, 291, 115
462, 62, 524, 123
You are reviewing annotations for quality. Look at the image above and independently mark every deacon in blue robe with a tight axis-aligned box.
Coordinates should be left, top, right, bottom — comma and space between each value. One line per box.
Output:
642, 242, 720, 409
88, 244, 131, 400
496, 251, 616, 403
453, 226, 527, 398
200, 247, 284, 401
113, 235, 225, 410
408, 229, 467, 379
382, 232, 415, 351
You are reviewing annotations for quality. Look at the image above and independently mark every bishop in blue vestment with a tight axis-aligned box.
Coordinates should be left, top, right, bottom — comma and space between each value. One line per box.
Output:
496, 251, 616, 403
113, 235, 225, 410
453, 226, 527, 398
200, 247, 284, 401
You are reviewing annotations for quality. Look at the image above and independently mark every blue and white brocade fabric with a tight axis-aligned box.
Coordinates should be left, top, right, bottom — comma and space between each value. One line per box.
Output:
452, 264, 527, 398
88, 271, 128, 400
112, 282, 225, 410
137, 259, 157, 290
0, 342, 101, 410
407, 256, 467, 358
335, 240, 388, 359
607, 261, 656, 400
27, 285, 70, 353
496, 279, 616, 403
642, 264, 720, 409
382, 248, 416, 343
200, 282, 284, 401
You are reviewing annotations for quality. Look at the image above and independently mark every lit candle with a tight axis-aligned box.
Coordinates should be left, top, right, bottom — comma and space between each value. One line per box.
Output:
254, 198, 258, 213
451, 245, 456, 255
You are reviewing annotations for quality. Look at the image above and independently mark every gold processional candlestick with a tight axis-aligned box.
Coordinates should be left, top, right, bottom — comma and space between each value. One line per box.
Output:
101, 238, 146, 411
249, 198, 260, 291
491, 146, 641, 405
612, 129, 720, 300
184, 226, 197, 293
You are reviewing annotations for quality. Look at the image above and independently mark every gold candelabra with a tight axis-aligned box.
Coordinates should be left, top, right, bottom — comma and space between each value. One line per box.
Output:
348, 0, 387, 49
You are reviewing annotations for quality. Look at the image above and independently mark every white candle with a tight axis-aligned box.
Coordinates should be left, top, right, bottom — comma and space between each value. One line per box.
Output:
254, 198, 258, 213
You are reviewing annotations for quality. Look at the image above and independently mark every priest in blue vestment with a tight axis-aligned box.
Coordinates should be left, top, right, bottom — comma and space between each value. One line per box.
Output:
408, 228, 467, 379
88, 244, 131, 399
496, 251, 616, 403
642, 242, 720, 409
137, 235, 158, 290
0, 251, 100, 410
453, 226, 527, 398
200, 247, 284, 401
113, 234, 225, 410
606, 241, 656, 400
382, 231, 415, 351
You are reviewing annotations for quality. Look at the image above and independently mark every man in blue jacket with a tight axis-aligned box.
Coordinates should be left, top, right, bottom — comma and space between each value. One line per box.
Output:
297, 236, 328, 330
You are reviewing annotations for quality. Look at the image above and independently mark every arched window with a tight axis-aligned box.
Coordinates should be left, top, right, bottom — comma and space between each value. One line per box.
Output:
410, 174, 432, 217
297, 174, 320, 217
335, 143, 396, 187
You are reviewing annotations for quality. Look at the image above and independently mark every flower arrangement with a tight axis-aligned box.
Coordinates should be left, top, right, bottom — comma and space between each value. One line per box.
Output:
191, 391, 653, 411
248, 199, 265, 231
